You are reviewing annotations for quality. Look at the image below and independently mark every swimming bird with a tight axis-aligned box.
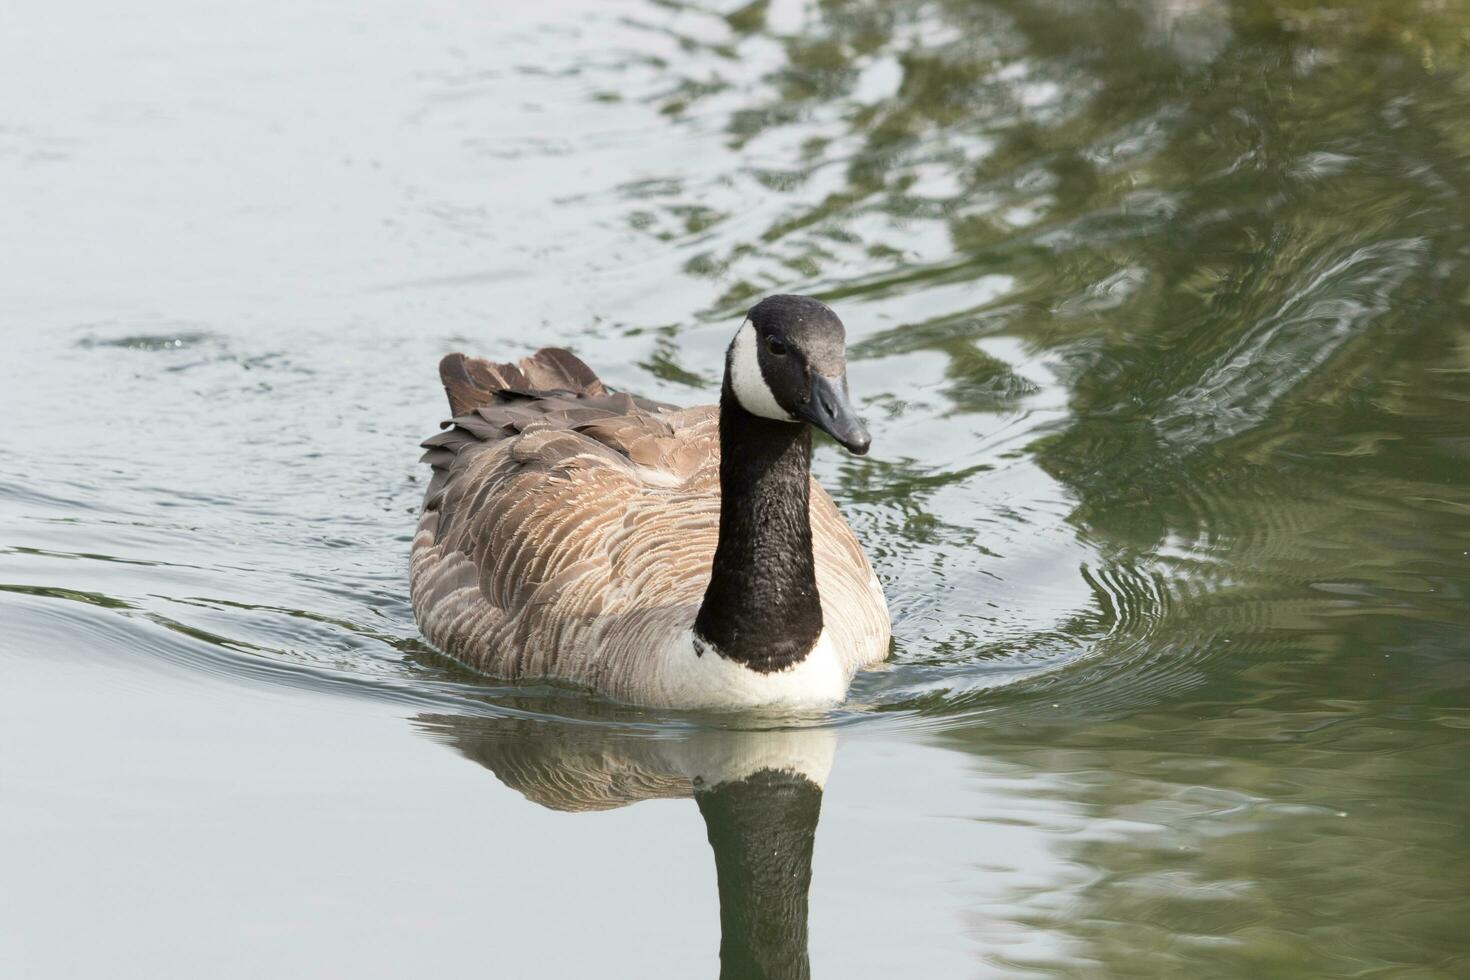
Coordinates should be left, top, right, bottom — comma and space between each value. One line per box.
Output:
410, 294, 889, 709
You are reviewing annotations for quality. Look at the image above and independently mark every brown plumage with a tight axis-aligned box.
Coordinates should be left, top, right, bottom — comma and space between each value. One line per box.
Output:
410, 347, 890, 708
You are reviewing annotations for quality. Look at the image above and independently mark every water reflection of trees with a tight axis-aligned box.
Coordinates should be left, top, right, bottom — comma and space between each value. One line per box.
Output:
639, 0, 1468, 475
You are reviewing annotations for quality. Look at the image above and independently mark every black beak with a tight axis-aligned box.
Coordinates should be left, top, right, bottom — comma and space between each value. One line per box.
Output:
797, 373, 871, 455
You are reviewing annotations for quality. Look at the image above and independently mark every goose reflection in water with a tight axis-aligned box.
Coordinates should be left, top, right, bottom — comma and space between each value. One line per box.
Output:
415, 713, 831, 980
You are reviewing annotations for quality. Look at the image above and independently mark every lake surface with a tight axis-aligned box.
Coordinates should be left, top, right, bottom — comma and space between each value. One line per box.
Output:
3, 0, 1469, 976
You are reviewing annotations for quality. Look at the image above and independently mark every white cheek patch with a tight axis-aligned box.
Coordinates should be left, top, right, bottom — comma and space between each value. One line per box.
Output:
728, 320, 794, 421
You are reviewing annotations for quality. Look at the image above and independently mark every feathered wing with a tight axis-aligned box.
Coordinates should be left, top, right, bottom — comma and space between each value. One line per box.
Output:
410, 348, 889, 704
809, 481, 891, 670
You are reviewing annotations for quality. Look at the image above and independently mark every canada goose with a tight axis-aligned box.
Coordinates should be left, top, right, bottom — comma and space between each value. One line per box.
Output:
410, 294, 890, 709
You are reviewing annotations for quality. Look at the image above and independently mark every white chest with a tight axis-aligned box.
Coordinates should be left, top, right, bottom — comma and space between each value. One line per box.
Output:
650, 629, 850, 710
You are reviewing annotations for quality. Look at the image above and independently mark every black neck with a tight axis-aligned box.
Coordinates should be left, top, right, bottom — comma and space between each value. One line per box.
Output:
694, 384, 823, 672
696, 768, 822, 980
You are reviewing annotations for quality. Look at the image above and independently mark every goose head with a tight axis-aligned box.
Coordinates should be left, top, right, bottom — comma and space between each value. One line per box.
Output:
726, 294, 870, 455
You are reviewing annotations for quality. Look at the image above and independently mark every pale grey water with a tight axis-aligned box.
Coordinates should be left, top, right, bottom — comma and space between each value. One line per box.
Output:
4, 1, 1470, 977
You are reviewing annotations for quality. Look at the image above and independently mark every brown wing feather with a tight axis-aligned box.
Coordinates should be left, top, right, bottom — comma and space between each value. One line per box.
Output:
439, 347, 607, 417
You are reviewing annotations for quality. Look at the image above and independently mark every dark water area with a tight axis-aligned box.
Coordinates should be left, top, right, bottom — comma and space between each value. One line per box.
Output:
3, 0, 1469, 976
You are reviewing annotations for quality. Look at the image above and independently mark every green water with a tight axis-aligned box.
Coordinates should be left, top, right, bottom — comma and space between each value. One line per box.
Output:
2, 0, 1468, 976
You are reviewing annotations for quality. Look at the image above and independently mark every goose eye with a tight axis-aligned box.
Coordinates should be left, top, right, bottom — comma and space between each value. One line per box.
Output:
766, 336, 788, 356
